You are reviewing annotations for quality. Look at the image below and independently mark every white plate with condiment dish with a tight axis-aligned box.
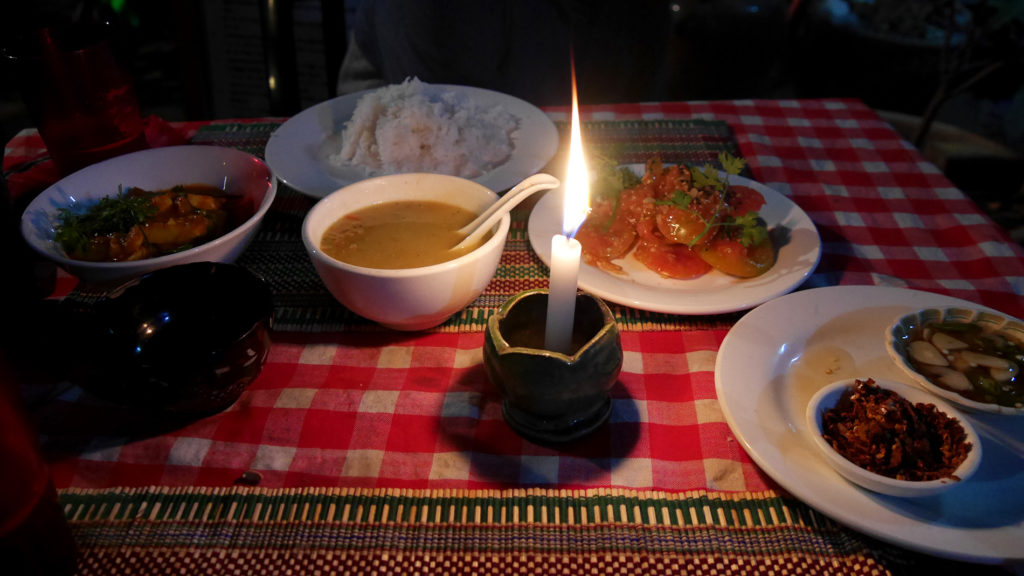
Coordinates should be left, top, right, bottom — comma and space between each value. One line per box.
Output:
527, 169, 821, 315
715, 285, 1024, 563
265, 84, 559, 198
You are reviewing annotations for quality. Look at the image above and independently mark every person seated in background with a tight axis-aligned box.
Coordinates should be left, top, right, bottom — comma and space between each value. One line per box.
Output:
337, 0, 673, 106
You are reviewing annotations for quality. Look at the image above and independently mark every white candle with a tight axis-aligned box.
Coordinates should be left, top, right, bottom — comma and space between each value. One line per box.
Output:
545, 234, 581, 353
544, 63, 589, 354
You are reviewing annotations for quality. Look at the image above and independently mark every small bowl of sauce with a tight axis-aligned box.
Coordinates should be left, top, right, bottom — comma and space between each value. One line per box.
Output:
887, 307, 1024, 415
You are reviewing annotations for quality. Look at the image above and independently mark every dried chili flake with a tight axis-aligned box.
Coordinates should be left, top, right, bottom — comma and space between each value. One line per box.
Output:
820, 378, 972, 481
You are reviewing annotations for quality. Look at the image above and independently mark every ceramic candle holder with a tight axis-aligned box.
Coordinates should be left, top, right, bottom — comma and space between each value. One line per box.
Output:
483, 288, 622, 443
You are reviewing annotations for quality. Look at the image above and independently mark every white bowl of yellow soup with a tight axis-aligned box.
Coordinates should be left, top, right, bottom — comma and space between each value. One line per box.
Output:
302, 173, 510, 330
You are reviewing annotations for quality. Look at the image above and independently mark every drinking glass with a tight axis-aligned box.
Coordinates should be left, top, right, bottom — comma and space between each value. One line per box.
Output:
3, 22, 147, 176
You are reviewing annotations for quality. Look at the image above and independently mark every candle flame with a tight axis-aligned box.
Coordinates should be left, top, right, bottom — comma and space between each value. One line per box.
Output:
563, 61, 589, 237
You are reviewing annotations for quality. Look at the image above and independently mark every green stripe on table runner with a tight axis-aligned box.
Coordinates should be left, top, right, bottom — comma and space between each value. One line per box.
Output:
188, 119, 741, 166
561, 119, 742, 168
232, 189, 739, 333
57, 485, 907, 576
62, 487, 816, 530
191, 122, 282, 157
61, 487, 909, 575
66, 119, 745, 333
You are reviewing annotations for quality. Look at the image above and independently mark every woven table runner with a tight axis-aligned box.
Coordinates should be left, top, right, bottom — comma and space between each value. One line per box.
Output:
577, 118, 742, 168
69, 119, 745, 333
58, 486, 942, 576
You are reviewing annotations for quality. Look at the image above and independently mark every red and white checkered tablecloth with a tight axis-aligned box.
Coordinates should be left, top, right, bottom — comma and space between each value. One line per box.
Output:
5, 99, 1024, 494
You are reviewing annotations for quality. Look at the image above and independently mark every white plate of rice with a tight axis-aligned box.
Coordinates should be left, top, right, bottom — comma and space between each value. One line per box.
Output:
265, 79, 559, 198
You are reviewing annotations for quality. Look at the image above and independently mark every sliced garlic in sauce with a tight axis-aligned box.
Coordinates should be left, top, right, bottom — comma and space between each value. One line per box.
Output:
957, 350, 1012, 369
908, 340, 949, 366
930, 331, 968, 352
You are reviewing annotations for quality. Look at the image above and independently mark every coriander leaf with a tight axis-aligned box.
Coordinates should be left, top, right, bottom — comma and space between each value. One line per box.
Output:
586, 150, 641, 233
590, 155, 639, 202
732, 212, 769, 247
616, 165, 641, 189
653, 189, 693, 210
692, 164, 725, 191
732, 211, 759, 229
719, 152, 747, 176
596, 167, 641, 232
55, 187, 157, 254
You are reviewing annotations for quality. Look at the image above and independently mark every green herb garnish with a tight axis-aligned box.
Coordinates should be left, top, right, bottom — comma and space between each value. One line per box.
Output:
55, 186, 157, 255
590, 150, 641, 201
732, 211, 769, 247
654, 152, 765, 247
589, 149, 641, 232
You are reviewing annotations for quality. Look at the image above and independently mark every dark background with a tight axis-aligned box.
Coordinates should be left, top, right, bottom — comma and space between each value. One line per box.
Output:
2, 0, 1022, 239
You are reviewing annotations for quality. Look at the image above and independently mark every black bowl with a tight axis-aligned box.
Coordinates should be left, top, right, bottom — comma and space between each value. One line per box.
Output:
70, 261, 273, 414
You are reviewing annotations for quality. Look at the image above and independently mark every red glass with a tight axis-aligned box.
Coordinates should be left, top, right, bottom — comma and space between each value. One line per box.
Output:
7, 24, 147, 176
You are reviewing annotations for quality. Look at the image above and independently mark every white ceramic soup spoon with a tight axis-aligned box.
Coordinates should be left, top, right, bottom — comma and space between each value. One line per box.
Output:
450, 173, 560, 252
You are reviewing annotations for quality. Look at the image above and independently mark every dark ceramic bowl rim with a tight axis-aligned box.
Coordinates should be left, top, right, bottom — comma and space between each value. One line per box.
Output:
487, 288, 617, 360
97, 261, 274, 346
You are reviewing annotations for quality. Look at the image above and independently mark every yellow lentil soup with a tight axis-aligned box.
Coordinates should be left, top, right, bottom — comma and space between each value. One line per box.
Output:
320, 200, 490, 269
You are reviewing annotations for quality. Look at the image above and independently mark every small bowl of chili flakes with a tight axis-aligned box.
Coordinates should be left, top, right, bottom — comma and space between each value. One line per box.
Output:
806, 377, 981, 498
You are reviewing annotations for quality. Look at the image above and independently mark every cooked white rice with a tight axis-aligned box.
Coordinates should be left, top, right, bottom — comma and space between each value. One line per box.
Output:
330, 78, 519, 179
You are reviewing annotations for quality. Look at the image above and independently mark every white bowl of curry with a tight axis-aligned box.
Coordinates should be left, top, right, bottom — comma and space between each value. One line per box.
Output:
20, 145, 277, 285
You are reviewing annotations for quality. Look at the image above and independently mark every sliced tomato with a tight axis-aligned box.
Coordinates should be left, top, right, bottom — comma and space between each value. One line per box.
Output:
726, 185, 765, 218
618, 185, 649, 221
577, 223, 635, 273
698, 235, 775, 278
655, 205, 714, 247
577, 197, 637, 273
634, 237, 712, 279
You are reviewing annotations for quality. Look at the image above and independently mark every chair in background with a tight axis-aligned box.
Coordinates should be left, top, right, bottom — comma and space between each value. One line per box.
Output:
259, 0, 346, 117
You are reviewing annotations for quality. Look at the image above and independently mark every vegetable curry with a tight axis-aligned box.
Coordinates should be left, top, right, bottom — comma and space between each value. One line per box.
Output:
55, 184, 250, 262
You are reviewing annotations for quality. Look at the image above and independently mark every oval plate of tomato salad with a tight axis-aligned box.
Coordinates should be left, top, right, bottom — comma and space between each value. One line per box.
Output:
527, 161, 821, 315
